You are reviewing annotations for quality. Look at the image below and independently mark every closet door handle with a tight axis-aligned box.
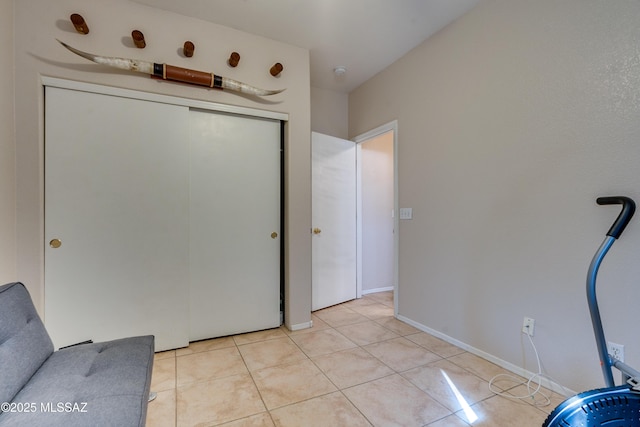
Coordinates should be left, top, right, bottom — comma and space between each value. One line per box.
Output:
50, 238, 62, 248
271, 232, 278, 239
313, 228, 322, 235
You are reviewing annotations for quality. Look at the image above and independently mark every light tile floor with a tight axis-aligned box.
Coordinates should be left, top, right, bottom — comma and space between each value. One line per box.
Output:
146, 291, 566, 426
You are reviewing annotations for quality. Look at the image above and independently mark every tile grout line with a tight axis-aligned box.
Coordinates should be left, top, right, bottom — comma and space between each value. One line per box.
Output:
173, 351, 178, 427
233, 338, 279, 426
281, 313, 393, 427
303, 304, 461, 426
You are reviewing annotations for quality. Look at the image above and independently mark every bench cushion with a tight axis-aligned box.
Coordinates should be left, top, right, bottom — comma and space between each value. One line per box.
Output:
0, 282, 54, 404
0, 336, 154, 427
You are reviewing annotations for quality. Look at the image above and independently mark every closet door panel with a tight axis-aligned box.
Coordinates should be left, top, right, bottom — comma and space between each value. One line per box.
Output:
189, 109, 281, 340
44, 87, 190, 351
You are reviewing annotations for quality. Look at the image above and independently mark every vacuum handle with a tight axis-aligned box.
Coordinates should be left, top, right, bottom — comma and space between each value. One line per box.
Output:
597, 196, 636, 239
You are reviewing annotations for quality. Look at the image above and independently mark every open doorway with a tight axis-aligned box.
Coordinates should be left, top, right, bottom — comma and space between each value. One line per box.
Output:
355, 121, 398, 315
311, 122, 398, 314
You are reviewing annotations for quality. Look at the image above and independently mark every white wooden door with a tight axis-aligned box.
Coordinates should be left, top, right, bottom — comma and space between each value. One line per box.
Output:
189, 109, 281, 340
44, 87, 190, 351
311, 132, 357, 311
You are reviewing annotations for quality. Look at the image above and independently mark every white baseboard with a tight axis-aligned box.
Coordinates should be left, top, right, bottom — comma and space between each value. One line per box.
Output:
289, 320, 313, 331
396, 314, 574, 397
362, 286, 394, 295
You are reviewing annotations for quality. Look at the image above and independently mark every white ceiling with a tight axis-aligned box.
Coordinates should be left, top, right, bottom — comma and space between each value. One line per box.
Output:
132, 0, 480, 94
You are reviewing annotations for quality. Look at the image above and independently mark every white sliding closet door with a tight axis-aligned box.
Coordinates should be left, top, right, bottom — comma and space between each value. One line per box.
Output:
44, 87, 190, 351
188, 109, 281, 340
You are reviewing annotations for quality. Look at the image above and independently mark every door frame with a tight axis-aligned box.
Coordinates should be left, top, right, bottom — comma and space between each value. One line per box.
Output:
353, 120, 399, 316
41, 77, 288, 122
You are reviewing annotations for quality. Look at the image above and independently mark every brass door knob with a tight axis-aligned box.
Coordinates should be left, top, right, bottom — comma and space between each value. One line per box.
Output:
313, 228, 322, 234
271, 232, 278, 239
50, 239, 62, 248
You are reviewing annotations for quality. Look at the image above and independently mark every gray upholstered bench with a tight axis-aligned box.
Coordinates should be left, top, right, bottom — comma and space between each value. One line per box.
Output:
0, 282, 154, 427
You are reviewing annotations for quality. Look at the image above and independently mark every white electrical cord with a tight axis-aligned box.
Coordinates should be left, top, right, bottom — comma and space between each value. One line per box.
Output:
488, 332, 570, 407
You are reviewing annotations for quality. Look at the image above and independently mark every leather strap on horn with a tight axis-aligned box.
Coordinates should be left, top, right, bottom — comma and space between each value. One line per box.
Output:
153, 64, 223, 89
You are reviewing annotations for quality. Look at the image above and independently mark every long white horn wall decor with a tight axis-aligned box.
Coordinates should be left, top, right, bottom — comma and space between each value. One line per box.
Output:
57, 39, 285, 97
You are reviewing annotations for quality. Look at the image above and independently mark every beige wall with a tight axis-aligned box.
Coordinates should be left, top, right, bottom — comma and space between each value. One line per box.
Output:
310, 86, 348, 139
13, 0, 311, 329
0, 0, 16, 283
350, 0, 640, 392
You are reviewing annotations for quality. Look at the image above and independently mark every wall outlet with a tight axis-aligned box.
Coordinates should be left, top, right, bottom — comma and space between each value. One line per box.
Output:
522, 317, 535, 336
607, 341, 625, 362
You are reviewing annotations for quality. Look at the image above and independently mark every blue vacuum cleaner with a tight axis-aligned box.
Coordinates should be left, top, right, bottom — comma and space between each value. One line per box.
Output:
543, 196, 640, 426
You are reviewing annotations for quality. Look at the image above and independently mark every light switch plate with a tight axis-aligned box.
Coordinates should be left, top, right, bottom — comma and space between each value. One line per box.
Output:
399, 208, 413, 220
